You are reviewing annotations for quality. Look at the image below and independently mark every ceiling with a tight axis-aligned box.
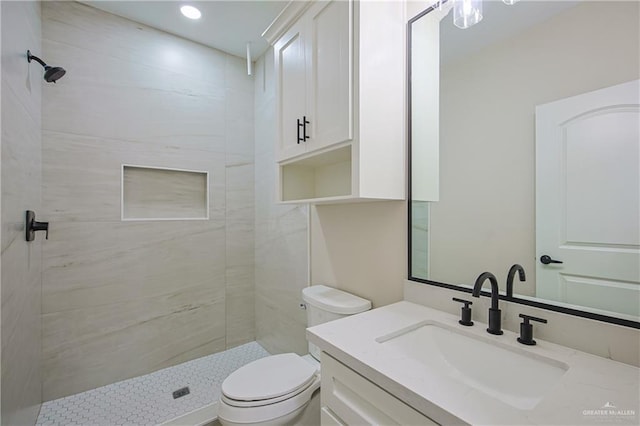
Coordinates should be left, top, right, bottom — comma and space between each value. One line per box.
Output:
81, 1, 289, 59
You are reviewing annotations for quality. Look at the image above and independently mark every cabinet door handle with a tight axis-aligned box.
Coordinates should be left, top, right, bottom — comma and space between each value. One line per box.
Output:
297, 118, 304, 144
303, 116, 310, 141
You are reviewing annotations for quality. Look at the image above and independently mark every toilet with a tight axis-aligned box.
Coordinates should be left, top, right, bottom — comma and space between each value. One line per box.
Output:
218, 285, 371, 426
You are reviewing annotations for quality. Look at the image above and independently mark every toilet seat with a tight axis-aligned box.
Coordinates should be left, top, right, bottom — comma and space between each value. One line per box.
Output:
218, 354, 321, 424
222, 353, 317, 403
221, 374, 317, 408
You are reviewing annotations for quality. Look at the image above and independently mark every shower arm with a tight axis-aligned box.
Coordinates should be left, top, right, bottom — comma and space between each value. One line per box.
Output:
27, 50, 48, 68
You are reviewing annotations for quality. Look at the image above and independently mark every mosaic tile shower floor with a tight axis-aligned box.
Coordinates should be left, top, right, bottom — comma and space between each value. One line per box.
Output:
36, 342, 270, 426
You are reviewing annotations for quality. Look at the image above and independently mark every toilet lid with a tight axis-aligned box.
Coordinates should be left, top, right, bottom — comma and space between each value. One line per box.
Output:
222, 353, 317, 402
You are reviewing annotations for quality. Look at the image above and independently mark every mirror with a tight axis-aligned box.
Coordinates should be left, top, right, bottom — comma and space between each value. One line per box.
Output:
409, 0, 640, 327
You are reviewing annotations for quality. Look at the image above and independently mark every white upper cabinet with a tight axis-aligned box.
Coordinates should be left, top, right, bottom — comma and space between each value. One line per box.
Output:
274, 20, 308, 160
274, 0, 352, 161
264, 0, 405, 203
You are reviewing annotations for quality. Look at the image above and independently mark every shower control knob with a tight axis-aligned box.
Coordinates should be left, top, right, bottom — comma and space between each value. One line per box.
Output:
25, 210, 49, 241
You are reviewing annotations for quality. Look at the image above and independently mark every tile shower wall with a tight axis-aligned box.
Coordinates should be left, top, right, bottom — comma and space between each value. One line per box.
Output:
253, 51, 309, 355
41, 2, 254, 401
1, 1, 43, 424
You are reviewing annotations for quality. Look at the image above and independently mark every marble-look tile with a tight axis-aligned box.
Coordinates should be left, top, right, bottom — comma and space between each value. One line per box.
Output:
0, 0, 41, 121
253, 53, 309, 356
42, 80, 226, 144
225, 155, 254, 217
42, 3, 227, 143
123, 166, 208, 220
1, 85, 42, 252
255, 288, 308, 356
1, 1, 43, 424
225, 155, 255, 348
1, 238, 43, 426
42, 131, 226, 222
42, 2, 227, 88
225, 54, 254, 93
225, 89, 255, 156
225, 279, 255, 349
42, 282, 226, 400
43, 38, 227, 102
42, 221, 226, 313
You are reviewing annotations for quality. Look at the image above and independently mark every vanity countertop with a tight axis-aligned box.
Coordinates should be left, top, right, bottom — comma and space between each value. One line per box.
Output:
306, 301, 640, 425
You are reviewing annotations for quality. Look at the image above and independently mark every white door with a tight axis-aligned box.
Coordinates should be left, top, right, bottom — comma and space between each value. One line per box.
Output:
535, 79, 640, 318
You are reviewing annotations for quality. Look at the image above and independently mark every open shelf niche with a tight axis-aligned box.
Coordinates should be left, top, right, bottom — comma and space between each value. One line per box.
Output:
122, 165, 209, 220
280, 145, 353, 203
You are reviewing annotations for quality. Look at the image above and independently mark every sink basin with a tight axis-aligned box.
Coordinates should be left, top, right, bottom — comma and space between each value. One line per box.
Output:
376, 321, 569, 410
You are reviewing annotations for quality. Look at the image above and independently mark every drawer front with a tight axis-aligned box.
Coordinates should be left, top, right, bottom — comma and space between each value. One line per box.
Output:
321, 353, 438, 426
321, 407, 346, 426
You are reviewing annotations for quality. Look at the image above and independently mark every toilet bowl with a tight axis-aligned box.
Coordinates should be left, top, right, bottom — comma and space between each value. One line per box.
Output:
218, 285, 371, 426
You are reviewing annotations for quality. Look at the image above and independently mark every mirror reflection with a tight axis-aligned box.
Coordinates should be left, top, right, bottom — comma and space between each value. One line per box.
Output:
410, 0, 640, 322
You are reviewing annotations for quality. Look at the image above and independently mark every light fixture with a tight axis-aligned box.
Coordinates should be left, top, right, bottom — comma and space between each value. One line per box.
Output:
503, 0, 519, 5
453, 0, 483, 29
180, 5, 201, 20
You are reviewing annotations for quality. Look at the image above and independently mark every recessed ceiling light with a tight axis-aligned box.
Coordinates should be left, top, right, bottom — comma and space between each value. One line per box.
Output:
180, 5, 201, 20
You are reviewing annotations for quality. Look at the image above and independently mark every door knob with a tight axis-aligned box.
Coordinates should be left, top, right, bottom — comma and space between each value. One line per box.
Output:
540, 255, 563, 265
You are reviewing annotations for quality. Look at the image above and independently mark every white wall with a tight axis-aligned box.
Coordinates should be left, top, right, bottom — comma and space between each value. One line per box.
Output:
1, 1, 43, 424
311, 202, 406, 308
40, 1, 255, 400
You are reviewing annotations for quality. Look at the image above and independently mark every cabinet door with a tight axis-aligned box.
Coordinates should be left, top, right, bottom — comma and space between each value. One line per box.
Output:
275, 22, 307, 161
306, 0, 353, 152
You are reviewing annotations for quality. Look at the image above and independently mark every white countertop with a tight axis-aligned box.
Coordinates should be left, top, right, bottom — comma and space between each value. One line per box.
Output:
306, 301, 640, 425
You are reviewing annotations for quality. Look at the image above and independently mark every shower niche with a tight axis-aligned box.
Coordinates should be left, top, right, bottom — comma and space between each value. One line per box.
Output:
121, 165, 209, 220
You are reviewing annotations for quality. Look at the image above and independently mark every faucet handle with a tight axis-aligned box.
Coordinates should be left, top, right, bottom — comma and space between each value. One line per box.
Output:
452, 298, 473, 326
517, 314, 547, 346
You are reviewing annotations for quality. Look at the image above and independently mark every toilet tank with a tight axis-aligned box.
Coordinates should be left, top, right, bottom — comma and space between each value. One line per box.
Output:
302, 285, 371, 360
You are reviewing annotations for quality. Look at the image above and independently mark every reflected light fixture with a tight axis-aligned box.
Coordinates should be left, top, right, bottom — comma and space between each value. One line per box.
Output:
453, 0, 483, 29
180, 5, 201, 20
503, 0, 520, 4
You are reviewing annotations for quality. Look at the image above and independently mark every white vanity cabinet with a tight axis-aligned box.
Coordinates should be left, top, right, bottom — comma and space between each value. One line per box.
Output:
263, 0, 405, 203
320, 352, 438, 425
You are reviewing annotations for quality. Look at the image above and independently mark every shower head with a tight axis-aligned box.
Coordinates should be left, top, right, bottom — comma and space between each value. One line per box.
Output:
43, 66, 66, 83
27, 50, 66, 83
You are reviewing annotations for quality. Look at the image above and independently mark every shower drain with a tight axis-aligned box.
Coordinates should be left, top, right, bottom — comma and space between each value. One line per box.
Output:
172, 386, 190, 399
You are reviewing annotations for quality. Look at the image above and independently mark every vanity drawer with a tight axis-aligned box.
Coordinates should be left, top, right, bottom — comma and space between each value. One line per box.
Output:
321, 352, 438, 426
321, 407, 346, 426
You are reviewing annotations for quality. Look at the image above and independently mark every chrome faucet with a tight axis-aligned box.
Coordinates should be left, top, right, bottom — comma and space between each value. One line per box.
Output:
472, 272, 503, 335
506, 264, 526, 298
